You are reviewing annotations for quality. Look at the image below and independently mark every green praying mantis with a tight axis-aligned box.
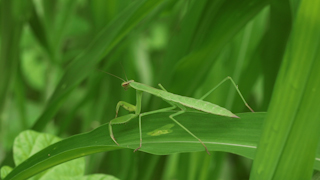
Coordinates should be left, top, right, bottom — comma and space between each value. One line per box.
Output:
103, 70, 254, 155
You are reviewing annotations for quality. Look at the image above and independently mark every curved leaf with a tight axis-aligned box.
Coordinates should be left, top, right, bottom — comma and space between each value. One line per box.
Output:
1, 166, 12, 179
2, 130, 121, 180
5, 112, 320, 179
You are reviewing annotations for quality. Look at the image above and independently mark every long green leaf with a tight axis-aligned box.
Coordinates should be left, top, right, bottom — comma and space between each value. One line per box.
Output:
5, 112, 260, 179
6, 112, 320, 180
250, 0, 320, 179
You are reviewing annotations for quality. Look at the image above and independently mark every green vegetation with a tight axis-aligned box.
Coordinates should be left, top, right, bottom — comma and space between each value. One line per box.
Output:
0, 0, 319, 179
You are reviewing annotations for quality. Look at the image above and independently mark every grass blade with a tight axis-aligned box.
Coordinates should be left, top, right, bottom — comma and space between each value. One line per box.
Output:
250, 0, 320, 179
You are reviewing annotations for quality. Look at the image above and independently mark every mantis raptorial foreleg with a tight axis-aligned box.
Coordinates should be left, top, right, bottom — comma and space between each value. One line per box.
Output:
115, 101, 136, 117
109, 91, 142, 145
115, 90, 142, 118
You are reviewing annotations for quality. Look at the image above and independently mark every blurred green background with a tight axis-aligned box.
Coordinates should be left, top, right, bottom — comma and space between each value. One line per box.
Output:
1, 0, 320, 179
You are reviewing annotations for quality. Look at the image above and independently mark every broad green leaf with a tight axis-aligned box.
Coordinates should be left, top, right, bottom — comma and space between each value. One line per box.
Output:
1, 166, 13, 179
250, 0, 320, 179
12, 130, 85, 180
2, 130, 121, 180
13, 130, 60, 165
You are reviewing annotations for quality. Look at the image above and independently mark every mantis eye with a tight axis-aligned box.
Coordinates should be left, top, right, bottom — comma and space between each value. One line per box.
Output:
121, 80, 133, 90
122, 82, 130, 90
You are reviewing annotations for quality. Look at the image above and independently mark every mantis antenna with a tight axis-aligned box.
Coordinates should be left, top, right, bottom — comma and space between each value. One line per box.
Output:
119, 63, 129, 81
98, 69, 126, 82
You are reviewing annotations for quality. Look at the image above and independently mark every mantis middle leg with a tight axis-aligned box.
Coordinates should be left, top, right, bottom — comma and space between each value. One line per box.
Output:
159, 84, 210, 155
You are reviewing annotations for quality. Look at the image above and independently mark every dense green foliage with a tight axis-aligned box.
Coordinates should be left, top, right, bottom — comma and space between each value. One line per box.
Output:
0, 0, 319, 179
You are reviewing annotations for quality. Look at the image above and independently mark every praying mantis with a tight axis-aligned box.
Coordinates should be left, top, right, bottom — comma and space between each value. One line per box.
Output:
104, 71, 254, 155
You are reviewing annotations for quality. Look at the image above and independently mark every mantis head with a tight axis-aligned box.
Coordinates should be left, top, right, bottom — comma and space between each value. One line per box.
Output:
122, 80, 134, 90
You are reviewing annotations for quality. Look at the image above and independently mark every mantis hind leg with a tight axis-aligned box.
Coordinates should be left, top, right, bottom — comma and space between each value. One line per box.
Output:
158, 84, 210, 153
200, 76, 254, 112
169, 110, 210, 155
